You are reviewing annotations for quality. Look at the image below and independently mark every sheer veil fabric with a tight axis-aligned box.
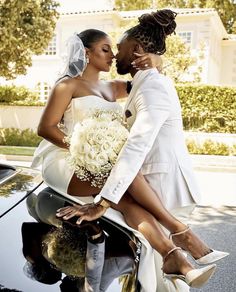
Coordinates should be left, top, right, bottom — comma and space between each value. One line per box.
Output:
59, 33, 87, 79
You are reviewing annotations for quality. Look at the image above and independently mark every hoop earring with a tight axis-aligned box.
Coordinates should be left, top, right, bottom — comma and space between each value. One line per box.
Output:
86, 56, 89, 64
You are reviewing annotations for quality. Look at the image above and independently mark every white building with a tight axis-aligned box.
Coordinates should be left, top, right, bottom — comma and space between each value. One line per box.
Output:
4, 0, 236, 100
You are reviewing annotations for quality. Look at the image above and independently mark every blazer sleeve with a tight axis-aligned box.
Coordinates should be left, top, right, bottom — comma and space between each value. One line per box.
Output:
99, 79, 172, 204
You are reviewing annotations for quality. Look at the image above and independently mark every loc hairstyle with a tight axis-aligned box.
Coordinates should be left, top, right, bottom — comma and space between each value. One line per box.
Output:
125, 9, 177, 55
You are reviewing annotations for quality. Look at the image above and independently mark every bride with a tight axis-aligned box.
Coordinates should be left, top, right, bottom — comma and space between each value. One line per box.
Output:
32, 13, 227, 291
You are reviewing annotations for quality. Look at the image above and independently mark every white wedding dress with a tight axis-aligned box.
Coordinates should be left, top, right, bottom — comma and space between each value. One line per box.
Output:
32, 95, 188, 292
32, 95, 122, 194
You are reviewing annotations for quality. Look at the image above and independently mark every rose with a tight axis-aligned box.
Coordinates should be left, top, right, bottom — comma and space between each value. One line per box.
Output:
67, 109, 129, 187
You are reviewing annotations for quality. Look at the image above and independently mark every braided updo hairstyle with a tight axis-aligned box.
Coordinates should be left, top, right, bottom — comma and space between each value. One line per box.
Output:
126, 9, 177, 55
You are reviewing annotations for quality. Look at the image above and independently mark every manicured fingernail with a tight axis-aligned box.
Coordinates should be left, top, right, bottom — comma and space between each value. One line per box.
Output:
131, 61, 135, 65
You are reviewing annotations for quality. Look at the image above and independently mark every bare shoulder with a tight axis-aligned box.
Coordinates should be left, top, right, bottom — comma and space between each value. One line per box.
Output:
53, 78, 78, 95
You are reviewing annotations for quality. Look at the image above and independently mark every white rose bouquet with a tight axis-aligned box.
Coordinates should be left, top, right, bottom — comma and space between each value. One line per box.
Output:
66, 109, 129, 188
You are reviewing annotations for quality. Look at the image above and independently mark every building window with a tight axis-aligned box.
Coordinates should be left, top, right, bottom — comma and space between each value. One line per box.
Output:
35, 82, 51, 101
44, 35, 57, 55
178, 31, 192, 45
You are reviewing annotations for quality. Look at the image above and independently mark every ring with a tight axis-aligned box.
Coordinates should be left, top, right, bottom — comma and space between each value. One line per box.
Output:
144, 64, 148, 67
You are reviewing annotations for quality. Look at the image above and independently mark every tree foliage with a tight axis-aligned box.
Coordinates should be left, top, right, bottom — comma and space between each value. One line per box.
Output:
163, 34, 203, 83
115, 0, 236, 33
156, 0, 236, 33
115, 0, 153, 11
0, 0, 59, 79
176, 83, 236, 133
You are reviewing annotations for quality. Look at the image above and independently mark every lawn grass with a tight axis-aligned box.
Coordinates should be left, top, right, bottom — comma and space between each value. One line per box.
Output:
0, 146, 36, 156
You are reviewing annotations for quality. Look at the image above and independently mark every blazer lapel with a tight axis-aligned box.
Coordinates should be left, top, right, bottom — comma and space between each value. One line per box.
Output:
124, 70, 145, 114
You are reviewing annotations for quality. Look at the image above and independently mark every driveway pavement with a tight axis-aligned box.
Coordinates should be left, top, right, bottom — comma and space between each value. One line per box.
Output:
190, 206, 236, 292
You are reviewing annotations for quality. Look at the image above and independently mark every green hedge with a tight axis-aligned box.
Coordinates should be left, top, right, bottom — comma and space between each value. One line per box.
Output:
0, 128, 235, 156
0, 128, 42, 147
0, 85, 44, 106
176, 84, 236, 133
0, 84, 236, 132
186, 139, 236, 156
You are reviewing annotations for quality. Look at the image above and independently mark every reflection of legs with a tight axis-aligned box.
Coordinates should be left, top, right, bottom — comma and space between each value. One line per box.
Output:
110, 193, 193, 276
127, 173, 211, 259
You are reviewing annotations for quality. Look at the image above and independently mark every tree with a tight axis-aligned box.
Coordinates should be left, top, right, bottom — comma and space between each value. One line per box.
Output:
0, 0, 59, 79
115, 0, 153, 11
156, 0, 236, 33
162, 34, 203, 82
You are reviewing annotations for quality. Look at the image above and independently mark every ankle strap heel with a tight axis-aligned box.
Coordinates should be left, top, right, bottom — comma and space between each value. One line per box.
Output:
169, 225, 229, 265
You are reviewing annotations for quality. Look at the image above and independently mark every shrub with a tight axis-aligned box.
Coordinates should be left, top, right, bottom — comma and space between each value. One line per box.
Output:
0, 84, 235, 132
176, 84, 236, 133
0, 85, 44, 106
0, 127, 234, 156
0, 128, 42, 147
186, 139, 236, 156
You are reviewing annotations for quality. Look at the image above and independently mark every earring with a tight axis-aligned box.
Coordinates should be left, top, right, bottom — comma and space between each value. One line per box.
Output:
86, 56, 89, 64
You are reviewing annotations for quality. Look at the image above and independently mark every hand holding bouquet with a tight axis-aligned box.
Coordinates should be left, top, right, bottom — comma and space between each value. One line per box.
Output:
66, 109, 129, 188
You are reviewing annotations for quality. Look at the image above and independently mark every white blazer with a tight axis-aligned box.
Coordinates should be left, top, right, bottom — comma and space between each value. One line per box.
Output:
100, 69, 201, 211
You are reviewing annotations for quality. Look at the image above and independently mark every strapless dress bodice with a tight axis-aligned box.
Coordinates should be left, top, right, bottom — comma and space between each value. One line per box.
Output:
31, 95, 122, 168
63, 95, 122, 135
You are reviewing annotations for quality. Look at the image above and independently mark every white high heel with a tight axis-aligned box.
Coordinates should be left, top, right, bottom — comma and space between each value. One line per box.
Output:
192, 249, 229, 265
169, 226, 229, 265
163, 247, 216, 288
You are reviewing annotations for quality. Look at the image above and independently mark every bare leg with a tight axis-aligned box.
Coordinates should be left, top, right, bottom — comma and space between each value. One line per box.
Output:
67, 173, 100, 196
128, 173, 185, 233
64, 174, 193, 274
67, 172, 211, 259
110, 193, 193, 276
67, 172, 183, 233
127, 173, 211, 259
